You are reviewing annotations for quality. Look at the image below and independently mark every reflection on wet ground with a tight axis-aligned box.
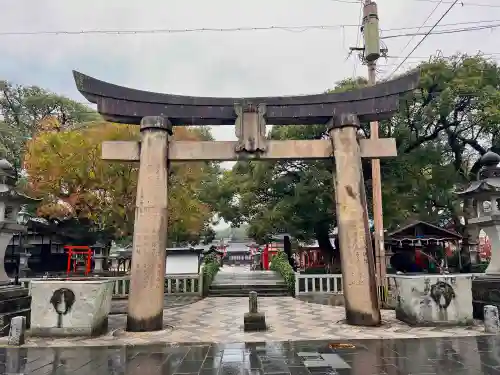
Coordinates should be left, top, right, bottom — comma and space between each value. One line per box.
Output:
2, 336, 500, 374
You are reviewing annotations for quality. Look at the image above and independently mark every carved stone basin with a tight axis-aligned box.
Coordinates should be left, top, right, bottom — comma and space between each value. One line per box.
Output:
392, 274, 474, 326
29, 279, 114, 337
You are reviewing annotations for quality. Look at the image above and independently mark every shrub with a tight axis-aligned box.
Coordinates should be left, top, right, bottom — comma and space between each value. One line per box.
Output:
472, 262, 489, 273
201, 254, 220, 296
270, 251, 295, 295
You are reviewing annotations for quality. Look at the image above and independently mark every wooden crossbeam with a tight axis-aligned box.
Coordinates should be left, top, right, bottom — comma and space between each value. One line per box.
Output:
102, 139, 397, 162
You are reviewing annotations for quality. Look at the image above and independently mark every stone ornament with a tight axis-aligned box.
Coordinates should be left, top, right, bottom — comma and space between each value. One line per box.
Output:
484, 305, 500, 333
244, 291, 267, 332
8, 316, 26, 346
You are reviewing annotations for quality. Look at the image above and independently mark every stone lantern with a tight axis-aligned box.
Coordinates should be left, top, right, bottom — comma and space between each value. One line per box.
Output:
0, 159, 41, 335
458, 151, 500, 318
458, 151, 500, 274
0, 160, 41, 284
91, 242, 105, 273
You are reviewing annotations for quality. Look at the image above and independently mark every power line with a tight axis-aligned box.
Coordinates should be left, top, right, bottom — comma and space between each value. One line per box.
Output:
381, 23, 500, 40
387, 0, 460, 78
327, 0, 500, 7
1, 19, 499, 37
411, 0, 500, 7
0, 25, 351, 36
385, 52, 500, 59
397, 0, 443, 57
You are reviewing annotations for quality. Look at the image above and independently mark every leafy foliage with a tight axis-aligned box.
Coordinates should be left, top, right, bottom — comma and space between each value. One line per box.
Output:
35, 217, 115, 247
24, 120, 218, 245
213, 54, 500, 266
269, 251, 295, 294
0, 81, 100, 170
201, 254, 220, 296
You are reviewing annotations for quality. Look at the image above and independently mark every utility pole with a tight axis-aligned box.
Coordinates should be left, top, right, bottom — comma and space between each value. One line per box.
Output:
353, 0, 387, 304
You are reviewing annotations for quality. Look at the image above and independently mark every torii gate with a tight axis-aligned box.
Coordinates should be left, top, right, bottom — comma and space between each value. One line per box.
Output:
73, 70, 419, 332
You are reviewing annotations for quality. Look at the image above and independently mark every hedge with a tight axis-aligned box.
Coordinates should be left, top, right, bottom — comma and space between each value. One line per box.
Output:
201, 254, 221, 296
270, 251, 295, 295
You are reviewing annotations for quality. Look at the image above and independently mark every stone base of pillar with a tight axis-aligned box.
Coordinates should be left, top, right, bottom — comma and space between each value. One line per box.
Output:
243, 312, 267, 332
126, 313, 164, 332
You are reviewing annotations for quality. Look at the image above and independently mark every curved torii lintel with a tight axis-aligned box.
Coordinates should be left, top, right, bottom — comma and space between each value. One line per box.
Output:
73, 70, 419, 125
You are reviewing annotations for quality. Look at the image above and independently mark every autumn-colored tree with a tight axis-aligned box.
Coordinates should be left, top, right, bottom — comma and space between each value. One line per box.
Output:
0, 80, 100, 170
24, 121, 218, 244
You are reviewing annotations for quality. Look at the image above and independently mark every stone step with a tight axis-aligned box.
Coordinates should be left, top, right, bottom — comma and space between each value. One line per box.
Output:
208, 286, 290, 297
208, 289, 289, 297
209, 286, 289, 292
0, 286, 29, 301
0, 295, 31, 314
208, 291, 289, 297
211, 283, 287, 290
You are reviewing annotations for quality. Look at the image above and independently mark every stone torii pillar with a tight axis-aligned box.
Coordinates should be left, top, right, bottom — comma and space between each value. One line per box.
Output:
126, 116, 170, 332
329, 114, 380, 326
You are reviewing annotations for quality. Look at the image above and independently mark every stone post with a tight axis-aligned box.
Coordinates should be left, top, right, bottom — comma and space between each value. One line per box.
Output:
8, 316, 26, 345
328, 113, 381, 326
249, 291, 258, 313
126, 116, 170, 332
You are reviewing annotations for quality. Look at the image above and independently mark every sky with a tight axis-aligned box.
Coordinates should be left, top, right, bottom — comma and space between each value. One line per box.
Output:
2, 0, 500, 229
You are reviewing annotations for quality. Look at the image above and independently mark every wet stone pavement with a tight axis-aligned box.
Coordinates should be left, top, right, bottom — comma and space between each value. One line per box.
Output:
3, 336, 500, 375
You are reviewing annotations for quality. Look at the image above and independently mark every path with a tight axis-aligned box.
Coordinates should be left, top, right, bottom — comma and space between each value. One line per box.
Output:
5, 296, 488, 347
1, 336, 498, 374
110, 295, 202, 315
213, 267, 285, 286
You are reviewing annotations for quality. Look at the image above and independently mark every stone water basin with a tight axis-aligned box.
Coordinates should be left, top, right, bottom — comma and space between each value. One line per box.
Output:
29, 278, 114, 337
390, 273, 474, 326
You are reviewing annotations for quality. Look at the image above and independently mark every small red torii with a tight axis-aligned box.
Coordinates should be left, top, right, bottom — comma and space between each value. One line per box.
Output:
65, 245, 93, 276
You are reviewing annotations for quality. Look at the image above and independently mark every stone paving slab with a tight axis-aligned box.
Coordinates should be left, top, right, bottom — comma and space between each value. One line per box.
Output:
110, 295, 201, 314
0, 297, 490, 348
1, 337, 500, 375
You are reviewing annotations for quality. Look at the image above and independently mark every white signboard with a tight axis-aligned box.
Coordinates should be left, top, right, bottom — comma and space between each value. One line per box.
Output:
165, 253, 200, 275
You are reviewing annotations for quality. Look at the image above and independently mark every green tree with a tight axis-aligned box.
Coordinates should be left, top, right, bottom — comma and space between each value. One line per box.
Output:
383, 54, 500, 265
0, 80, 100, 170
212, 54, 500, 269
